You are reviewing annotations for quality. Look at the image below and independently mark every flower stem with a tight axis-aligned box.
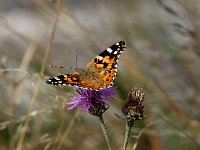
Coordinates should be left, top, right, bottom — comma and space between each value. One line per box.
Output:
98, 115, 112, 150
123, 120, 134, 150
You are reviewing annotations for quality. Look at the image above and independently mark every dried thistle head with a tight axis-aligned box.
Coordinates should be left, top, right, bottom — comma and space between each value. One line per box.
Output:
122, 87, 145, 121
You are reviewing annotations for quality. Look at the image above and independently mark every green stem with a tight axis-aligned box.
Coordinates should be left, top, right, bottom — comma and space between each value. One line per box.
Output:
123, 120, 134, 150
98, 115, 112, 150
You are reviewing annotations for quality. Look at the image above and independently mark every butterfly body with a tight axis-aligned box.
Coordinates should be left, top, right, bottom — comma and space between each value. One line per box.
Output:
46, 41, 126, 90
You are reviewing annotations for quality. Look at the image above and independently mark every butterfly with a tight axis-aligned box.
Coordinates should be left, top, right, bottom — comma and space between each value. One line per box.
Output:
46, 41, 126, 90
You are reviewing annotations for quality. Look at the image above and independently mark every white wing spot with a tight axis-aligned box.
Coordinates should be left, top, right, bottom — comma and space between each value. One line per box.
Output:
114, 51, 118, 55
115, 43, 119, 45
54, 77, 60, 81
107, 48, 113, 53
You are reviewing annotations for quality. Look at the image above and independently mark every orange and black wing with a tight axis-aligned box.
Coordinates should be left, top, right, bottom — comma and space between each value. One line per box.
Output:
85, 41, 126, 88
86, 41, 126, 70
46, 73, 81, 86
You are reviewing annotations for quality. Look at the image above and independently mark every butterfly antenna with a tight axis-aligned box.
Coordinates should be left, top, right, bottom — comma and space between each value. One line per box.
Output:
49, 65, 73, 70
75, 49, 78, 67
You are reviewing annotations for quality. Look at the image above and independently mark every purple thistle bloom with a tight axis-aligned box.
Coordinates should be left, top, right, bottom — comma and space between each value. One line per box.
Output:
66, 87, 117, 113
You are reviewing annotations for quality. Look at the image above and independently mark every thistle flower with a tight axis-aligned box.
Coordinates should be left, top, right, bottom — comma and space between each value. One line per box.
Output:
122, 87, 145, 121
66, 87, 117, 116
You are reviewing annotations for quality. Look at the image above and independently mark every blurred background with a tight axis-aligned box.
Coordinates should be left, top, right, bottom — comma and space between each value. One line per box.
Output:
0, 0, 200, 150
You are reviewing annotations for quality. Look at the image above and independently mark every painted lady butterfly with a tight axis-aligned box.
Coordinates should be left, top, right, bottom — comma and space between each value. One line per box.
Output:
46, 41, 126, 90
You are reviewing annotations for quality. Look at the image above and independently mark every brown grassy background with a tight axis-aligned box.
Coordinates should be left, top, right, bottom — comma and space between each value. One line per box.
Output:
0, 0, 200, 150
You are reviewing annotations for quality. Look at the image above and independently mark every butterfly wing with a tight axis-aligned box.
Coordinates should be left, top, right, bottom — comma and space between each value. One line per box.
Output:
46, 73, 81, 86
85, 41, 126, 88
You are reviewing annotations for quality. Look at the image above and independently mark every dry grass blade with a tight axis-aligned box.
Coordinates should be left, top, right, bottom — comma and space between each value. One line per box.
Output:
132, 120, 161, 150
55, 110, 80, 150
15, 0, 63, 149
161, 116, 200, 149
